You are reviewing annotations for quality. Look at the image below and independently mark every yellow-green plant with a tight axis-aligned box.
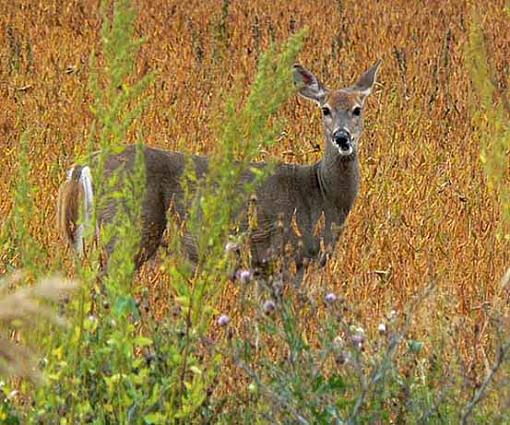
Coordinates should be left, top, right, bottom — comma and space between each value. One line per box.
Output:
1, 130, 46, 273
466, 12, 510, 239
155, 30, 307, 421
32, 0, 154, 423
27, 0, 307, 422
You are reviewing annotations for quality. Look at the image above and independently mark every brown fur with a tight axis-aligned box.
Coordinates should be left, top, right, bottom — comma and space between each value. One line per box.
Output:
58, 62, 380, 284
56, 166, 84, 249
325, 91, 362, 110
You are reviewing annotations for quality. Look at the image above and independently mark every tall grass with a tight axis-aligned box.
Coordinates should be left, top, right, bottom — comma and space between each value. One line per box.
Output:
161, 28, 307, 420
32, 0, 155, 420
0, 1, 509, 423
2, 0, 308, 423
1, 131, 45, 274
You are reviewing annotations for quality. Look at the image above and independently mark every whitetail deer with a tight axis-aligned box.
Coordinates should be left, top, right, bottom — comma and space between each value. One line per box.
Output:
57, 60, 381, 282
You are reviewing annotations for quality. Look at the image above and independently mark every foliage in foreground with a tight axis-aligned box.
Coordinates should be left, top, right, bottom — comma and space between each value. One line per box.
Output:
0, 1, 508, 424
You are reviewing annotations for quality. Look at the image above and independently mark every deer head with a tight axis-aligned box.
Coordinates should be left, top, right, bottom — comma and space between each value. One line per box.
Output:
293, 60, 381, 159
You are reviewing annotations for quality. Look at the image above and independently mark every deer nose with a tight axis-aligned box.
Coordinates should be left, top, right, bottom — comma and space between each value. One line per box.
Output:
333, 129, 351, 148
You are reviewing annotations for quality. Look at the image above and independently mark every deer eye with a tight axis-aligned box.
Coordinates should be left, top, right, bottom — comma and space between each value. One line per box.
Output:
322, 107, 331, 117
352, 106, 362, 117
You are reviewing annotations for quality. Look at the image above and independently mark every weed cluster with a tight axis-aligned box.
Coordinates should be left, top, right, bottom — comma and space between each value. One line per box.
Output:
0, 0, 509, 423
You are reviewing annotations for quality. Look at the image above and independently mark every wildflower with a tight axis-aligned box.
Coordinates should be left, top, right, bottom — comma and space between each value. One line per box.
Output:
378, 323, 387, 335
324, 292, 337, 304
7, 390, 19, 400
217, 314, 230, 327
350, 327, 365, 350
238, 269, 253, 285
262, 300, 276, 314
351, 334, 365, 350
387, 309, 397, 322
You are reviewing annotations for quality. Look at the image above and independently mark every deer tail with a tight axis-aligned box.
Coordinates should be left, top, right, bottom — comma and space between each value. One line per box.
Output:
56, 165, 94, 256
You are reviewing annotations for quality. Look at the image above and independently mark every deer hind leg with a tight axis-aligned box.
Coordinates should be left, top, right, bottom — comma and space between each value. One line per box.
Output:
134, 221, 167, 269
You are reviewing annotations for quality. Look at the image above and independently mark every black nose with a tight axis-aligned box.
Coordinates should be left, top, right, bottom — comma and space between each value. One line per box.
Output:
333, 129, 351, 149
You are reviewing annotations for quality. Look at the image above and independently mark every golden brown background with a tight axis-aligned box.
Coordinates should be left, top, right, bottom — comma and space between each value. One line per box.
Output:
1, 0, 509, 361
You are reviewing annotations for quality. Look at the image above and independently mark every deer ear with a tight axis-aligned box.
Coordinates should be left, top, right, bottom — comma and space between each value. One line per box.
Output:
354, 59, 382, 98
293, 64, 328, 105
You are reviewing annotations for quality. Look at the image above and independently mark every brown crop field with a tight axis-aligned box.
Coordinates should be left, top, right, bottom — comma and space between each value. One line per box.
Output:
1, 0, 510, 422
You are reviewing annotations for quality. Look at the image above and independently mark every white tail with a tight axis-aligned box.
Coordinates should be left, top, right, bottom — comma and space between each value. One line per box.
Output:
57, 165, 95, 256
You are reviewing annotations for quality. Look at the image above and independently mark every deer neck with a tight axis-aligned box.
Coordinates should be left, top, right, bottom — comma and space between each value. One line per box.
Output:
316, 142, 360, 213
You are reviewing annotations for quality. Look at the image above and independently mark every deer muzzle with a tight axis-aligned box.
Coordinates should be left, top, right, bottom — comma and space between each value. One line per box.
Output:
333, 129, 352, 155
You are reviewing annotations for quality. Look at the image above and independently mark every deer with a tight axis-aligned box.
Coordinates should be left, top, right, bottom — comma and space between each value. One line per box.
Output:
57, 60, 381, 285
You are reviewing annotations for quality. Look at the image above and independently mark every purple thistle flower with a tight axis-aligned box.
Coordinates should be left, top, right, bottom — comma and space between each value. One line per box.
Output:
237, 269, 253, 285
324, 292, 337, 304
351, 333, 365, 350
262, 300, 276, 314
217, 314, 230, 327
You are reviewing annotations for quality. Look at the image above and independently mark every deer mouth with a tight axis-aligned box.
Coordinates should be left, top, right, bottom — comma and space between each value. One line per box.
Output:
334, 139, 353, 156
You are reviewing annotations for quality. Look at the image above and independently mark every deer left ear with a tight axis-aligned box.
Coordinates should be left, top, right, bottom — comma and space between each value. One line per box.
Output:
292, 64, 328, 105
354, 59, 382, 99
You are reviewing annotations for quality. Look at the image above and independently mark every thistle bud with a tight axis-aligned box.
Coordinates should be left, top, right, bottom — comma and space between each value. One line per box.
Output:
262, 300, 276, 314
238, 269, 253, 285
324, 292, 337, 304
336, 351, 351, 365
217, 314, 230, 327
351, 334, 365, 350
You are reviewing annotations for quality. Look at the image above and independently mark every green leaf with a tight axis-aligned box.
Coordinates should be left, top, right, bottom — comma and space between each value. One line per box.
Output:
134, 336, 153, 347
189, 365, 202, 376
408, 340, 424, 353
113, 295, 138, 317
144, 412, 165, 424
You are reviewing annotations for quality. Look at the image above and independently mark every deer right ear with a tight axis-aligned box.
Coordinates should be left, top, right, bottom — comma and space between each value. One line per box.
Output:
293, 64, 328, 105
